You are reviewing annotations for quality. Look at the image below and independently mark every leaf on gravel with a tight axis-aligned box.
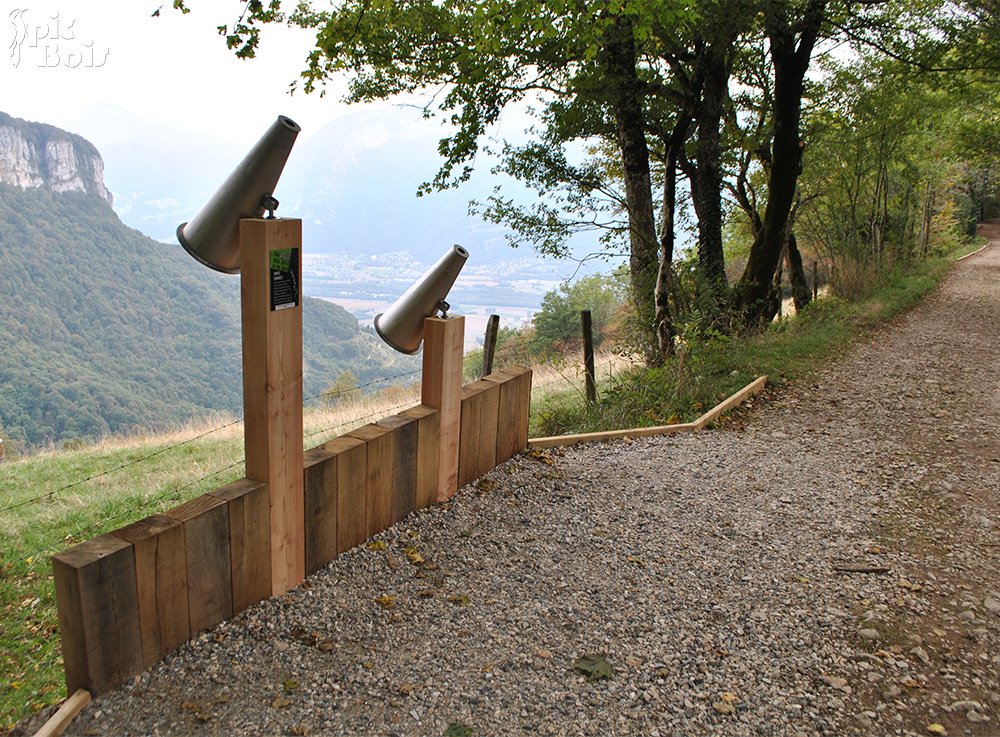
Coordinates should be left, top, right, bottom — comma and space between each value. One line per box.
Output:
180, 700, 212, 722
271, 695, 293, 709
573, 653, 614, 681
528, 449, 555, 465
448, 594, 469, 607
374, 594, 397, 609
720, 691, 738, 703
443, 722, 474, 737
283, 678, 299, 692
291, 724, 311, 736
626, 555, 646, 567
712, 701, 736, 716
397, 682, 418, 696
476, 477, 494, 492
927, 724, 947, 736
403, 546, 425, 565
316, 638, 334, 652
418, 589, 438, 598
367, 540, 387, 552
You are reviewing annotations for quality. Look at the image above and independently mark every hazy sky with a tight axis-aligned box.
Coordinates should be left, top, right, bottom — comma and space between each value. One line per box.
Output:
3, 0, 368, 145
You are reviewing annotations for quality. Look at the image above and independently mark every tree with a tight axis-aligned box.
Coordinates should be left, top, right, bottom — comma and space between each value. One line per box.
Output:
531, 273, 625, 353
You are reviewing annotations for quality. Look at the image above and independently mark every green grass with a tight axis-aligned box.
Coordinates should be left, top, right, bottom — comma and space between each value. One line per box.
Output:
0, 431, 247, 728
531, 250, 961, 438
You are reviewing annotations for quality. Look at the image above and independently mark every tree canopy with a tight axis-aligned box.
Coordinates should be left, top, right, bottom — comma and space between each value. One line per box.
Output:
199, 0, 999, 361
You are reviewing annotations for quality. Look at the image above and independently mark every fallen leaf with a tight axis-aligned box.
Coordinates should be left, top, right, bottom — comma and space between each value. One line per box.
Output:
316, 639, 334, 652
927, 724, 947, 736
283, 678, 299, 693
291, 724, 311, 736
271, 695, 293, 709
476, 478, 494, 492
403, 547, 425, 565
444, 723, 474, 737
573, 653, 614, 682
398, 682, 418, 696
535, 649, 552, 660
626, 555, 646, 567
448, 594, 469, 607
374, 595, 397, 610
367, 540, 387, 552
713, 702, 736, 715
721, 691, 738, 704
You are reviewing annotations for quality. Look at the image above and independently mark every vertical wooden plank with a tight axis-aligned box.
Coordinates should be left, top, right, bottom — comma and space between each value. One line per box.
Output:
511, 366, 532, 453
52, 535, 143, 695
322, 435, 367, 553
240, 217, 305, 597
486, 368, 528, 464
458, 383, 485, 488
581, 310, 597, 404
112, 515, 189, 667
401, 405, 440, 510
377, 414, 418, 523
208, 479, 270, 613
477, 380, 500, 477
346, 423, 394, 537
302, 447, 338, 576
165, 495, 232, 635
421, 316, 465, 501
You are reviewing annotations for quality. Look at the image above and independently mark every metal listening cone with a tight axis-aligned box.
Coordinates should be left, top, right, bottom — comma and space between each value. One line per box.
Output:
374, 245, 469, 354
176, 115, 301, 273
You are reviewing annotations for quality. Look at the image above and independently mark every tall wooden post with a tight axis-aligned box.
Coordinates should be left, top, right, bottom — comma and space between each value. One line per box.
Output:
240, 218, 304, 596
581, 310, 597, 404
421, 316, 464, 501
481, 313, 500, 378
812, 261, 819, 301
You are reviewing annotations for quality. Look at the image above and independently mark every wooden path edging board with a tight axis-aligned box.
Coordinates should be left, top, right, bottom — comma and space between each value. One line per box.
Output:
956, 239, 992, 261
30, 688, 90, 737
528, 376, 768, 449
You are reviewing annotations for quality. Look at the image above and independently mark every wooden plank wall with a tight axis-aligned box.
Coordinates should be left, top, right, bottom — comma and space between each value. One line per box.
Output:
51, 367, 531, 697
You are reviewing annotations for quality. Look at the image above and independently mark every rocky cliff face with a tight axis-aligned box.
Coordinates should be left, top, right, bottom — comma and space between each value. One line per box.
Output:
0, 112, 112, 204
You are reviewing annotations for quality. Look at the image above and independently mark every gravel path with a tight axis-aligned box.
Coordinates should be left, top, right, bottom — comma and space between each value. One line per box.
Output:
49, 234, 999, 737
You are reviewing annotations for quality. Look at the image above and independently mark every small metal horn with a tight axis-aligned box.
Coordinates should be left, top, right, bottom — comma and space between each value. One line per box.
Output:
374, 245, 469, 354
177, 115, 300, 273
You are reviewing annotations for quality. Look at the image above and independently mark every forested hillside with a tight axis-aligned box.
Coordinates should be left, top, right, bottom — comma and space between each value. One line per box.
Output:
0, 184, 414, 448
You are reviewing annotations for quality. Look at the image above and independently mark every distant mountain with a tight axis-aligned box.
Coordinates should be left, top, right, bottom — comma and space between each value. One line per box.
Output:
0, 113, 417, 448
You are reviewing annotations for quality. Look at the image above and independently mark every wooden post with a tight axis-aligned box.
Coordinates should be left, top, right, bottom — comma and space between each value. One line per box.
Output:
581, 310, 596, 404
481, 314, 500, 378
421, 316, 465, 501
240, 218, 304, 596
812, 260, 819, 301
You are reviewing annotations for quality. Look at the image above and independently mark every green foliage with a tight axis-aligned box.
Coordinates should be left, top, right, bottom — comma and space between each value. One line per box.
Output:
320, 370, 359, 406
531, 273, 626, 354
0, 185, 416, 449
573, 653, 614, 682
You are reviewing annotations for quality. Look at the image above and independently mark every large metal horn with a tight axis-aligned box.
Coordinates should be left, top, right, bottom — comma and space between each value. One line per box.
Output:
374, 245, 469, 354
177, 115, 301, 273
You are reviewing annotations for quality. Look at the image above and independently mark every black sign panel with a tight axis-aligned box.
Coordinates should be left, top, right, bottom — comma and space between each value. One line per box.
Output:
269, 248, 300, 311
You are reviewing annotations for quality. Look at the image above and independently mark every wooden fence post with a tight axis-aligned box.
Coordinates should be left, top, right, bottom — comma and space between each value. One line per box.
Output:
812, 260, 819, 301
239, 217, 305, 596
421, 316, 465, 501
481, 314, 500, 377
581, 310, 596, 404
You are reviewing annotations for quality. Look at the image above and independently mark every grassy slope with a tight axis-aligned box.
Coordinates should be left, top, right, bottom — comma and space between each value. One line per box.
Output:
0, 243, 978, 729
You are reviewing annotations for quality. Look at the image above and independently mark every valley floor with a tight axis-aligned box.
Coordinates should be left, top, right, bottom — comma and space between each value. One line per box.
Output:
26, 230, 1000, 736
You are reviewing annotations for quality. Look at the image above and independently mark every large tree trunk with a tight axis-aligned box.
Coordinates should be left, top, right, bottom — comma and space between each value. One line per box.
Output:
736, 1, 826, 326
602, 19, 659, 362
785, 231, 812, 311
654, 114, 692, 360
689, 44, 730, 292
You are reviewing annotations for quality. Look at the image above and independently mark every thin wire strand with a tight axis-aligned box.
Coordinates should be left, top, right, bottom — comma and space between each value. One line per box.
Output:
302, 369, 421, 403
0, 416, 246, 513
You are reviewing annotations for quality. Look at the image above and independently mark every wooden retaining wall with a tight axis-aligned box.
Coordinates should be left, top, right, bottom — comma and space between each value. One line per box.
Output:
51, 367, 532, 696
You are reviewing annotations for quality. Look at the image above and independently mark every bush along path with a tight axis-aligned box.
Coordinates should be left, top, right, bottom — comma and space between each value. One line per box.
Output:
18, 234, 998, 737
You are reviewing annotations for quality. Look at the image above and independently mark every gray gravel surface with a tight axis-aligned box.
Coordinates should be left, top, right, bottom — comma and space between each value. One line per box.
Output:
56, 240, 999, 737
